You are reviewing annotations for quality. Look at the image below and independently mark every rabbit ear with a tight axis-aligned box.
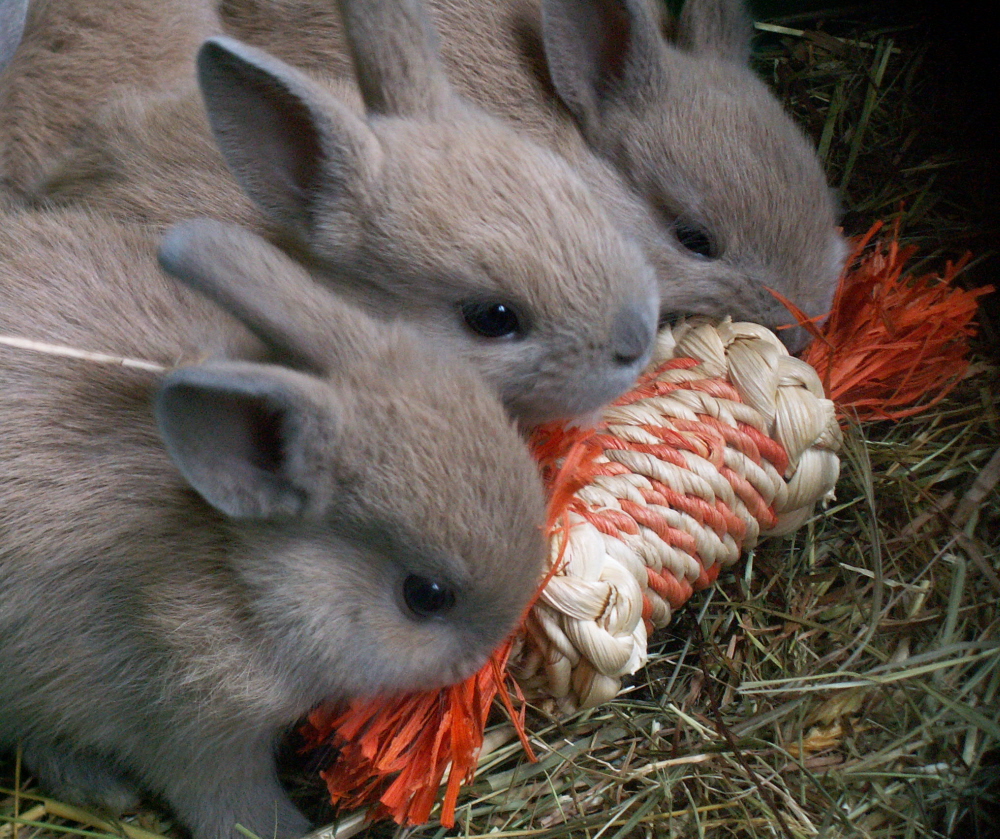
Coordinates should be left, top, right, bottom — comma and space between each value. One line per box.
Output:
0, 0, 28, 73
674, 0, 753, 64
541, 0, 663, 134
336, 0, 453, 117
156, 361, 338, 520
158, 218, 378, 374
196, 36, 381, 234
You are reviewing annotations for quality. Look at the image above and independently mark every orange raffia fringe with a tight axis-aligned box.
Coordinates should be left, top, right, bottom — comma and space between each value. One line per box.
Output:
302, 638, 532, 827
505, 336, 835, 713
300, 223, 989, 828
783, 221, 991, 420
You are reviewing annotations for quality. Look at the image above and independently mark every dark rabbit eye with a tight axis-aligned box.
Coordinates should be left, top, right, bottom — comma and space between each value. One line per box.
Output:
673, 219, 715, 259
460, 300, 523, 338
403, 574, 457, 619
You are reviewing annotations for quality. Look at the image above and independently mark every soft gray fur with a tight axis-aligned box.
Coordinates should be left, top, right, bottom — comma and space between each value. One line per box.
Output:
0, 209, 547, 839
220, 0, 849, 349
20, 0, 660, 425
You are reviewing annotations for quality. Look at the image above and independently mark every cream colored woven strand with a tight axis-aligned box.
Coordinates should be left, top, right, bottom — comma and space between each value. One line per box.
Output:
510, 319, 843, 714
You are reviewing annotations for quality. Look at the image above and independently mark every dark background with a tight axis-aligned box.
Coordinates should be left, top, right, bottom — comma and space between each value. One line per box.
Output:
753, 0, 999, 357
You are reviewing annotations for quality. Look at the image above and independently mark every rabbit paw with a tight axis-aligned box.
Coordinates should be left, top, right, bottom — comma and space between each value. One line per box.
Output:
21, 740, 142, 814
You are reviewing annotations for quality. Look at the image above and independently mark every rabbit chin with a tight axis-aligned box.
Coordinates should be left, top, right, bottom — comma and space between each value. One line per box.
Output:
500, 352, 653, 426
307, 632, 495, 703
374, 648, 491, 696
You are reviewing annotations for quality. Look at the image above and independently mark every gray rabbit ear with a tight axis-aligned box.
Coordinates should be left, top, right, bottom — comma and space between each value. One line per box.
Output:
196, 36, 380, 234
674, 0, 753, 65
158, 219, 378, 375
158, 218, 325, 372
336, 0, 453, 117
541, 0, 664, 134
0, 0, 29, 73
156, 362, 337, 520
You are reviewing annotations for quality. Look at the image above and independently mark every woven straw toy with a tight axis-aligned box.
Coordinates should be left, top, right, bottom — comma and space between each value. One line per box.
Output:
301, 222, 990, 827
513, 318, 842, 713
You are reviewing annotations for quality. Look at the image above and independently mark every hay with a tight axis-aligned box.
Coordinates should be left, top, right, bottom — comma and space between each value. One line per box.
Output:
3, 3, 997, 838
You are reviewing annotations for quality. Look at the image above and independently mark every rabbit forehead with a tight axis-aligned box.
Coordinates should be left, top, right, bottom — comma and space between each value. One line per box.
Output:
633, 67, 833, 218
361, 118, 656, 308
313, 348, 546, 568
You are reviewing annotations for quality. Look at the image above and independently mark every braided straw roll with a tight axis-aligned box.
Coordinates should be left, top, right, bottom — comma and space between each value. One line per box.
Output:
511, 319, 843, 713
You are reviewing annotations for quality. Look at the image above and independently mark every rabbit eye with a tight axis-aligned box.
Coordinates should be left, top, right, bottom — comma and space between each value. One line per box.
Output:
460, 300, 523, 339
402, 574, 457, 619
673, 219, 715, 259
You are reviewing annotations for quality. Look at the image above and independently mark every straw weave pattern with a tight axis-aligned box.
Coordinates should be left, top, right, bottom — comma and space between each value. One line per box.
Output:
512, 320, 843, 713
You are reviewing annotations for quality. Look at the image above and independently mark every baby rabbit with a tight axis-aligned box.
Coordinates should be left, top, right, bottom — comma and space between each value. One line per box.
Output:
0, 208, 547, 839
219, 0, 848, 349
28, 0, 660, 426
0, 0, 223, 199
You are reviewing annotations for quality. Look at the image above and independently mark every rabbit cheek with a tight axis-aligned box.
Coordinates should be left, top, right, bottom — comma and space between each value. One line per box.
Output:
240, 541, 473, 699
458, 312, 655, 425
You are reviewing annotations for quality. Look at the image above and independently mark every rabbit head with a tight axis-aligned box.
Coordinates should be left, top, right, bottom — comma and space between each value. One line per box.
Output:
540, 0, 848, 349
155, 218, 549, 697
195, 23, 660, 425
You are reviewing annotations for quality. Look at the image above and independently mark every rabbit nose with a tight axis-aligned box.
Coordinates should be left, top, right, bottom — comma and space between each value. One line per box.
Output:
611, 302, 655, 366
